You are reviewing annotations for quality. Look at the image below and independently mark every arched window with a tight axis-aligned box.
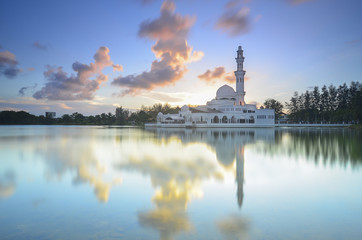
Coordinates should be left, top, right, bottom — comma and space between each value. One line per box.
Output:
222, 116, 228, 123
213, 116, 219, 124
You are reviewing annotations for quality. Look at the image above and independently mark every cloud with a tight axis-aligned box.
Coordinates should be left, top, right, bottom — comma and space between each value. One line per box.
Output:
143, 91, 185, 102
33, 41, 48, 51
112, 0, 203, 95
0, 170, 16, 198
215, 1, 251, 37
58, 102, 73, 110
198, 67, 225, 81
346, 39, 362, 45
198, 66, 236, 84
18, 83, 37, 96
34, 46, 120, 101
31, 136, 121, 203
27, 67, 35, 71
0, 50, 22, 79
118, 140, 224, 240
112, 64, 123, 71
141, 0, 155, 5
286, 0, 314, 5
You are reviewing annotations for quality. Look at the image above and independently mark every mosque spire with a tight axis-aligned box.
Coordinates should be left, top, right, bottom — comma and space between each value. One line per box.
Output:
235, 46, 246, 106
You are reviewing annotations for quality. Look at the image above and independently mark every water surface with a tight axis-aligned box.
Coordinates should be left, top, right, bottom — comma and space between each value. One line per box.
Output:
0, 126, 361, 240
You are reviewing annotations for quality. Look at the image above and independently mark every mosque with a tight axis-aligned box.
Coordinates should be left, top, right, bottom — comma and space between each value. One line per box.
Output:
150, 46, 275, 128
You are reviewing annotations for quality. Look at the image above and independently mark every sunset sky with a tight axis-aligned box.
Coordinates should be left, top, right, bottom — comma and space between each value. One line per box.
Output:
1, 0, 361, 116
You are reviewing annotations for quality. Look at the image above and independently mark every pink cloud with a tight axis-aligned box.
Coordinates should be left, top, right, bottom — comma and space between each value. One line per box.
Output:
34, 47, 120, 101
112, 0, 203, 95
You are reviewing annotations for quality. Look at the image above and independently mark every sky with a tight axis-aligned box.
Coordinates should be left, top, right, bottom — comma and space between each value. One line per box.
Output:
1, 0, 361, 116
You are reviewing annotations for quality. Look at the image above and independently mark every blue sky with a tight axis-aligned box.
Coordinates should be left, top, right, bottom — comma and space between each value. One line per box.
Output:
1, 0, 361, 116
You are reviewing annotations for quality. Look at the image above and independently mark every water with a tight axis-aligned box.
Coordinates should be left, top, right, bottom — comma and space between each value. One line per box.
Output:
0, 126, 361, 240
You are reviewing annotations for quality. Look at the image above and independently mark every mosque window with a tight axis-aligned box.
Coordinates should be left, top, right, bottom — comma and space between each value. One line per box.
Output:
249, 116, 255, 123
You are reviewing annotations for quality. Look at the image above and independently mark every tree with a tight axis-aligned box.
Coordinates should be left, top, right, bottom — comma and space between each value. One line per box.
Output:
115, 107, 129, 125
311, 87, 321, 122
286, 91, 299, 122
263, 98, 284, 121
320, 85, 329, 122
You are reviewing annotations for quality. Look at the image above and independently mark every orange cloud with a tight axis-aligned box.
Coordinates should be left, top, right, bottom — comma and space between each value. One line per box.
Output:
112, 64, 123, 71
199, 66, 241, 84
34, 47, 121, 101
112, 0, 203, 95
198, 67, 225, 81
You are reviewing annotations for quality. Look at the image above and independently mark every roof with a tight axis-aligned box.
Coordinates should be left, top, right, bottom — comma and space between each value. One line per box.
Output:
189, 107, 222, 113
216, 84, 235, 99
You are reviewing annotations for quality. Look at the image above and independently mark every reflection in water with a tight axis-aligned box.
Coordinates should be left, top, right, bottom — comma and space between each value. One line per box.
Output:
257, 128, 362, 168
0, 170, 15, 198
0, 127, 122, 203
118, 143, 225, 240
136, 128, 275, 239
36, 137, 118, 203
217, 214, 249, 240
138, 181, 191, 240
1, 126, 361, 239
236, 146, 244, 209
147, 128, 275, 210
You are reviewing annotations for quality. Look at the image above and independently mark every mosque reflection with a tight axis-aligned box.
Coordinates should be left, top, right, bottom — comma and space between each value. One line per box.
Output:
147, 128, 275, 210
125, 128, 274, 240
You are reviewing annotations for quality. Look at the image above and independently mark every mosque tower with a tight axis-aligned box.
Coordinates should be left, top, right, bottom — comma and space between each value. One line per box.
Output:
235, 46, 246, 106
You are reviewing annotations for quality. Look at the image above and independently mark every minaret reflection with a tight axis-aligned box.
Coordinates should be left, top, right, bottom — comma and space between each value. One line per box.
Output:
148, 128, 275, 209
236, 145, 245, 209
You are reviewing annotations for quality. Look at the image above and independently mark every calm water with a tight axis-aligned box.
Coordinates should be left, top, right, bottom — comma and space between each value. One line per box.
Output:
0, 126, 361, 240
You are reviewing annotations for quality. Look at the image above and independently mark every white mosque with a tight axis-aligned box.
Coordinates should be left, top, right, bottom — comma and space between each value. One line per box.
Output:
149, 46, 275, 128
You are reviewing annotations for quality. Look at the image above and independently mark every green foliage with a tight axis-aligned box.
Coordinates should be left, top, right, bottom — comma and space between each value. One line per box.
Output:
141, 103, 180, 121
263, 98, 284, 120
0, 103, 180, 126
0, 111, 39, 124
285, 81, 362, 123
115, 107, 129, 125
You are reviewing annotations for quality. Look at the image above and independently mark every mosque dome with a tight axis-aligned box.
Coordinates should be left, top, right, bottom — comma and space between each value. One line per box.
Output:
216, 84, 235, 99
180, 105, 189, 112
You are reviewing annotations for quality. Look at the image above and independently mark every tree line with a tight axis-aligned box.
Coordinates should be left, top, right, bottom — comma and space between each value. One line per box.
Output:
0, 103, 180, 126
263, 81, 361, 124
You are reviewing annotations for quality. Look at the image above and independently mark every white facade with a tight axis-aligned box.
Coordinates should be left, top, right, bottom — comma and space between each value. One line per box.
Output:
153, 46, 275, 128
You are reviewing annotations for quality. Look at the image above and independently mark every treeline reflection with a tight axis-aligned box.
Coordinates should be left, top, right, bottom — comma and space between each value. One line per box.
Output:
262, 128, 362, 168
148, 127, 362, 168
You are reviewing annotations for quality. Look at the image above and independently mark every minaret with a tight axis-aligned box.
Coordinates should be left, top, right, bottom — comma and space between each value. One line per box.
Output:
235, 46, 246, 105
